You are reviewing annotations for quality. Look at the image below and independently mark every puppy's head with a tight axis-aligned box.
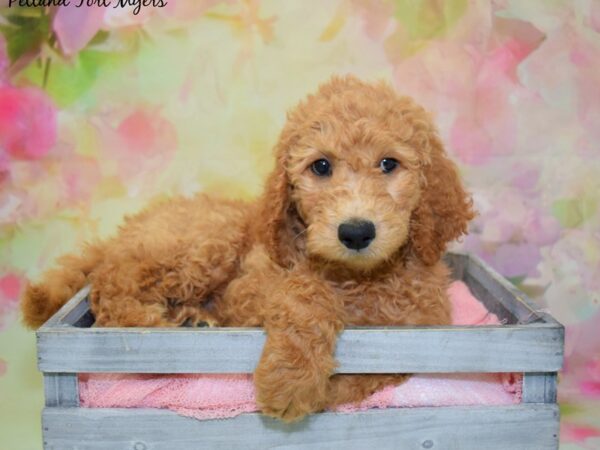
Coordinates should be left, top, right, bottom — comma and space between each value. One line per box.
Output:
260, 76, 474, 270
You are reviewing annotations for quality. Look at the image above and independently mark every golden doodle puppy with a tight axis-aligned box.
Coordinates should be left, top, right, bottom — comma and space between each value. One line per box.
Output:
22, 75, 474, 422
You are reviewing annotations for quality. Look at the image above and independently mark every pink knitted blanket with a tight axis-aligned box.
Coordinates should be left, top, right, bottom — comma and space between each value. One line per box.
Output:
79, 281, 522, 420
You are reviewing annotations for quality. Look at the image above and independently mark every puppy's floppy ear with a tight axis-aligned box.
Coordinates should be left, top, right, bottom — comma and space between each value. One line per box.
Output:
409, 132, 475, 266
258, 129, 303, 267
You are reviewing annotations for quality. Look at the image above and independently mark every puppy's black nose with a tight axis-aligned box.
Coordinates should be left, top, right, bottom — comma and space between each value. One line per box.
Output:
338, 220, 376, 250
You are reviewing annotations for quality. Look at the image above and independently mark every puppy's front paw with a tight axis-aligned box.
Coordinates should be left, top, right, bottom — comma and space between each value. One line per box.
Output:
254, 359, 329, 423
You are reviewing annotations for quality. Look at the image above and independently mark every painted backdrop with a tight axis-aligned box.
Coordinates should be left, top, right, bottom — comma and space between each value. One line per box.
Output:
1, 1, 599, 448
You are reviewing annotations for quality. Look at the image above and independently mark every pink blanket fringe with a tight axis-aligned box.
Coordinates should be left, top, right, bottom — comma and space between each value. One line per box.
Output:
79, 281, 522, 420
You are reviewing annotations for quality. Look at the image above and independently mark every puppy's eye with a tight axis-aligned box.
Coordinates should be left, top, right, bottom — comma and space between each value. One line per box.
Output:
379, 158, 399, 174
311, 159, 332, 177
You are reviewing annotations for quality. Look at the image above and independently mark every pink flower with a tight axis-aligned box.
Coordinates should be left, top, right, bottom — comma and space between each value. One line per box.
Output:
490, 242, 541, 279
587, 358, 600, 382
0, 86, 57, 160
561, 422, 600, 446
560, 311, 600, 406
117, 109, 177, 156
463, 186, 561, 279
579, 358, 600, 397
522, 214, 561, 246
591, 1, 600, 33
0, 273, 22, 330
580, 381, 600, 397
392, 14, 544, 166
96, 106, 178, 184
0, 151, 9, 183
446, 42, 525, 166
59, 156, 102, 205
53, 5, 106, 56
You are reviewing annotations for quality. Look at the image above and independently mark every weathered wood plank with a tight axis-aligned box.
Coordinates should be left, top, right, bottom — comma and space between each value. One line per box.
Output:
37, 323, 564, 373
42, 405, 559, 450
462, 270, 519, 324
443, 251, 468, 281
44, 373, 79, 407
522, 372, 558, 403
467, 255, 561, 327
40, 285, 91, 329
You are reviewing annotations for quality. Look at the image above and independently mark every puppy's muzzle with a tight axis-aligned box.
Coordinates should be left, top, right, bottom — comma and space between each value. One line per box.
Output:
338, 219, 376, 251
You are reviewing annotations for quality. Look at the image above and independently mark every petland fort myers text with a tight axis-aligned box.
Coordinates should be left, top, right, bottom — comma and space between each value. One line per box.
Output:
7, 0, 167, 16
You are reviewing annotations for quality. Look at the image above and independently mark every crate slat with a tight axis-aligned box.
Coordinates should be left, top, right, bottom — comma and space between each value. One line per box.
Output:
37, 323, 563, 373
41, 285, 91, 328
522, 372, 558, 403
466, 255, 559, 326
43, 373, 79, 407
42, 405, 559, 450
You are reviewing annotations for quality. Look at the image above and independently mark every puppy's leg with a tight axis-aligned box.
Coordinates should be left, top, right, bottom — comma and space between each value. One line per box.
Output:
21, 243, 104, 328
24, 195, 249, 328
218, 245, 285, 326
88, 233, 241, 327
254, 269, 343, 422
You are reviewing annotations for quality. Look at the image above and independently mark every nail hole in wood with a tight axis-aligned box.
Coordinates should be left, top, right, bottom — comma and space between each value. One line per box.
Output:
422, 439, 434, 448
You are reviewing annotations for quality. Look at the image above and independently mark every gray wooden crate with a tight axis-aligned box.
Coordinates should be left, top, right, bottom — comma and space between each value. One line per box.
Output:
37, 253, 564, 450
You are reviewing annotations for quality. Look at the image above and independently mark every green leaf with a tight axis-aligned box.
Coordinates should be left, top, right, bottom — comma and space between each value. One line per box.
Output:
560, 402, 582, 417
552, 198, 597, 228
0, 13, 50, 64
391, 0, 468, 41
88, 30, 110, 47
20, 48, 128, 107
507, 276, 526, 286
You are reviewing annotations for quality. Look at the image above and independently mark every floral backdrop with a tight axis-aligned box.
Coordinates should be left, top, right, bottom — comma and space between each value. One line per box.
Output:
0, 1, 599, 448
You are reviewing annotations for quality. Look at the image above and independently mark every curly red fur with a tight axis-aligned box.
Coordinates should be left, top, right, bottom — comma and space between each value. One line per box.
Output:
21, 76, 474, 422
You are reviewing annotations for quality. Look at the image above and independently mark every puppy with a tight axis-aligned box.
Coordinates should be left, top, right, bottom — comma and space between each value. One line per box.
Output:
22, 75, 474, 422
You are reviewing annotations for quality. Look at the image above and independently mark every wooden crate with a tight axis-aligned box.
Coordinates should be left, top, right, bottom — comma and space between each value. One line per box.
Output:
37, 253, 564, 450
